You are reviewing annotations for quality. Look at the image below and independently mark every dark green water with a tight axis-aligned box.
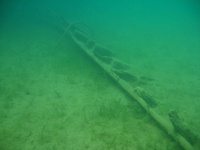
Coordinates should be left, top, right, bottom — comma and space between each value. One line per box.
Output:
0, 0, 200, 149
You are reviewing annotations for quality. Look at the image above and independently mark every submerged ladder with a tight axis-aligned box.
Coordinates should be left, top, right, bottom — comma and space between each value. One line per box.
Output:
56, 21, 198, 150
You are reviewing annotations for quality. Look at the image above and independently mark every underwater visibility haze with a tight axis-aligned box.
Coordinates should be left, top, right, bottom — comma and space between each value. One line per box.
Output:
0, 0, 200, 149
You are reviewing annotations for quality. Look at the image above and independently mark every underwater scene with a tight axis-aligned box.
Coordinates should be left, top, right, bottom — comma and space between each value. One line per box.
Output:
0, 0, 200, 149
